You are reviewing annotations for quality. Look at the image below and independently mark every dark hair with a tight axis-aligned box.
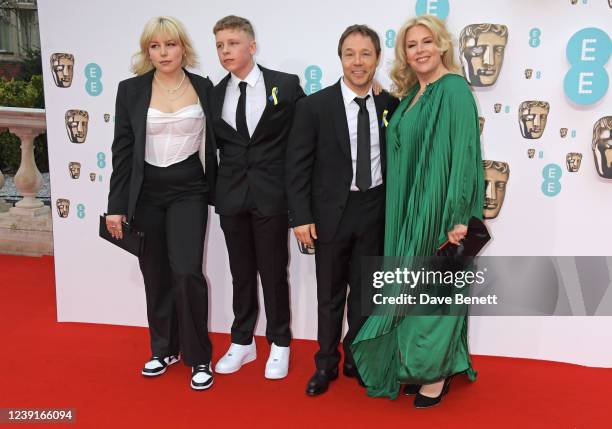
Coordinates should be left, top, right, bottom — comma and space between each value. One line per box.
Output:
337, 24, 381, 58
213, 15, 255, 39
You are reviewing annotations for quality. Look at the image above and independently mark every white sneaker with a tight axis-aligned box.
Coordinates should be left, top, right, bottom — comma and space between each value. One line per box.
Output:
215, 340, 257, 374
265, 344, 290, 379
141, 354, 180, 377
191, 363, 214, 390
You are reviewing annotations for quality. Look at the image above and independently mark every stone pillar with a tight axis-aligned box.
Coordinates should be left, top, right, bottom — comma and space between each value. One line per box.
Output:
0, 165, 10, 212
11, 127, 45, 212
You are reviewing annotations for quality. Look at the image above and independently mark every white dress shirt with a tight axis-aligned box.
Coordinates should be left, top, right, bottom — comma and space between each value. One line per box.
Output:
340, 77, 382, 191
221, 64, 266, 137
145, 104, 205, 167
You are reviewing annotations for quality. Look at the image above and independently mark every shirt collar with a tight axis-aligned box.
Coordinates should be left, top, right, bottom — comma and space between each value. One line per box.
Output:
340, 77, 373, 108
230, 63, 261, 89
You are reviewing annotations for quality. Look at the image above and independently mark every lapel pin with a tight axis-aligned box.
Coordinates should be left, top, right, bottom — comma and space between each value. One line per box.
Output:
268, 86, 279, 105
382, 109, 389, 127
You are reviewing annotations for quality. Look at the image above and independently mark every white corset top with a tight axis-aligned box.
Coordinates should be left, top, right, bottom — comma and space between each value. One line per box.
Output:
145, 103, 206, 167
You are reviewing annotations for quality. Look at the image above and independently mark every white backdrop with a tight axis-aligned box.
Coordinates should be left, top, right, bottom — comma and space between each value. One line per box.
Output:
38, 0, 612, 367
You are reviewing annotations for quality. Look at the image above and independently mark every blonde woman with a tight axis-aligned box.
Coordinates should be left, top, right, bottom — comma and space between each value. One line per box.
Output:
105, 16, 217, 390
351, 15, 484, 407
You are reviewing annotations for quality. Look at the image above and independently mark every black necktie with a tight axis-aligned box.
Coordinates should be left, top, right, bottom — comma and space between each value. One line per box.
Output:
354, 95, 371, 192
236, 81, 249, 140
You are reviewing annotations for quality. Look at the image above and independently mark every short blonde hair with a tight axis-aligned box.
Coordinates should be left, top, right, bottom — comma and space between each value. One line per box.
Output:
131, 16, 198, 76
390, 15, 460, 98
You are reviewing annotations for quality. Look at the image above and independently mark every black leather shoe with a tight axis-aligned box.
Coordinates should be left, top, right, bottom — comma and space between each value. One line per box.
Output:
414, 376, 454, 408
343, 362, 358, 378
305, 368, 339, 396
403, 384, 421, 395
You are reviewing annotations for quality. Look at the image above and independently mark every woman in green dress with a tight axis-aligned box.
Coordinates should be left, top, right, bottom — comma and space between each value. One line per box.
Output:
351, 15, 485, 408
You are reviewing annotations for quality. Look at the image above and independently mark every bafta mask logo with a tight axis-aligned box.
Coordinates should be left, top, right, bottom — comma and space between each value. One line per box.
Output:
566, 153, 583, 172
560, 128, 568, 138
56, 199, 70, 218
525, 69, 533, 79
459, 24, 509, 87
519, 101, 550, 139
592, 116, 612, 179
50, 53, 74, 88
528, 149, 535, 159
570, 0, 578, 4
478, 116, 485, 135
68, 162, 81, 179
104, 113, 111, 123
89, 173, 96, 182
609, 0, 612, 8
483, 160, 510, 219
65, 110, 89, 143
494, 103, 502, 113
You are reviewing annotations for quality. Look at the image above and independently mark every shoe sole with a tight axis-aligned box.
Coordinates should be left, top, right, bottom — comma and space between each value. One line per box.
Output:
141, 357, 180, 377
214, 354, 256, 374
264, 370, 288, 380
191, 379, 214, 390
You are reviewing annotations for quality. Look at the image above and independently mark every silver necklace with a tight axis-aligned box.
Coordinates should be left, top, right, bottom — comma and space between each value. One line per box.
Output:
154, 71, 186, 93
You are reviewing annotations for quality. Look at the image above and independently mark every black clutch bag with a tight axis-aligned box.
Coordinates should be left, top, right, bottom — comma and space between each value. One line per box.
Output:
436, 216, 491, 258
99, 215, 145, 257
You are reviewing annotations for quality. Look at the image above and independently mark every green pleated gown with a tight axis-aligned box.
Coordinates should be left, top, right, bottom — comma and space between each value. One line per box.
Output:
351, 73, 485, 399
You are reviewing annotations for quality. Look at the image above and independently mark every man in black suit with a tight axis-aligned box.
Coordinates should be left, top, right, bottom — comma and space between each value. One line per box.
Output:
286, 24, 399, 395
211, 15, 305, 380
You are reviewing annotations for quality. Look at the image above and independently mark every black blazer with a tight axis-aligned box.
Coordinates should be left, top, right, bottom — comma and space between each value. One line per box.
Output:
107, 69, 218, 222
286, 80, 399, 242
211, 65, 305, 216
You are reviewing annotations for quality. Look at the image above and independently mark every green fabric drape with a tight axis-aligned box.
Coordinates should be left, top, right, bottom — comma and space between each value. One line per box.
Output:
351, 74, 485, 399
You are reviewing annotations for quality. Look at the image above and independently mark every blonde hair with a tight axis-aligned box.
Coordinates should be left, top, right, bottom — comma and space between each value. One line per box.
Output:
131, 16, 198, 75
390, 15, 460, 98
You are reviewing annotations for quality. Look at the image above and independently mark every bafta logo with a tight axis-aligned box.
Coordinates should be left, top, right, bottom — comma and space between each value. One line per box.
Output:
50, 53, 74, 88
494, 103, 502, 113
89, 173, 96, 182
560, 128, 568, 138
519, 101, 550, 139
479, 117, 485, 135
483, 160, 510, 219
459, 24, 509, 87
68, 162, 81, 179
524, 69, 533, 79
592, 116, 612, 179
65, 110, 89, 143
56, 199, 70, 218
104, 113, 111, 123
566, 153, 582, 172
528, 149, 535, 159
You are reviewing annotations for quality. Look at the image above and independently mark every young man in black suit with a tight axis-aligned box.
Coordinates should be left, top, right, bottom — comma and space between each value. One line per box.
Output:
286, 25, 399, 395
211, 15, 305, 380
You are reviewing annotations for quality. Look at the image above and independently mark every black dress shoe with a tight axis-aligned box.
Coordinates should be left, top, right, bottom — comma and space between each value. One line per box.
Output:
414, 376, 454, 409
403, 384, 421, 395
305, 368, 339, 396
343, 362, 358, 378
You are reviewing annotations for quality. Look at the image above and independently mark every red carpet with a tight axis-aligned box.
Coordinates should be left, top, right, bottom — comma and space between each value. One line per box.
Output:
0, 254, 609, 428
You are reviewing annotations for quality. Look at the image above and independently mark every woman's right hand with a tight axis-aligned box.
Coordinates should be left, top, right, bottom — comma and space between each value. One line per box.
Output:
106, 214, 126, 240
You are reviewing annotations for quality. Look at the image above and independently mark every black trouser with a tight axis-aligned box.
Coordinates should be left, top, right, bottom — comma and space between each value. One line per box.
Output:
134, 153, 212, 367
314, 185, 385, 371
219, 196, 291, 347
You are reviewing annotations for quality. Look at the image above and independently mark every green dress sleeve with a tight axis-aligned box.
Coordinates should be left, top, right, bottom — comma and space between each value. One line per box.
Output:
440, 83, 485, 243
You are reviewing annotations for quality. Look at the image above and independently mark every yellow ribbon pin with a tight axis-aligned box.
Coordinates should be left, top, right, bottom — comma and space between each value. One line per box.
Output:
271, 87, 279, 105
382, 109, 389, 127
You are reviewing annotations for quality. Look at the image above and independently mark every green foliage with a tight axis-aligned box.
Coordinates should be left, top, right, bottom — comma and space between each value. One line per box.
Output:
0, 74, 44, 108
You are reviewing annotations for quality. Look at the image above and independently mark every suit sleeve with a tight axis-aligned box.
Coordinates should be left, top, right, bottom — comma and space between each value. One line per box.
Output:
203, 77, 218, 206
293, 74, 306, 102
107, 81, 134, 216
286, 97, 317, 227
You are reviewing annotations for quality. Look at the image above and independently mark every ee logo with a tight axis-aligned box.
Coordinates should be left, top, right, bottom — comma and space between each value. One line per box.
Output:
76, 203, 86, 219
385, 30, 396, 49
84, 63, 103, 96
304, 65, 322, 95
96, 152, 106, 169
415, 0, 449, 20
529, 28, 541, 48
541, 164, 562, 197
564, 28, 611, 105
